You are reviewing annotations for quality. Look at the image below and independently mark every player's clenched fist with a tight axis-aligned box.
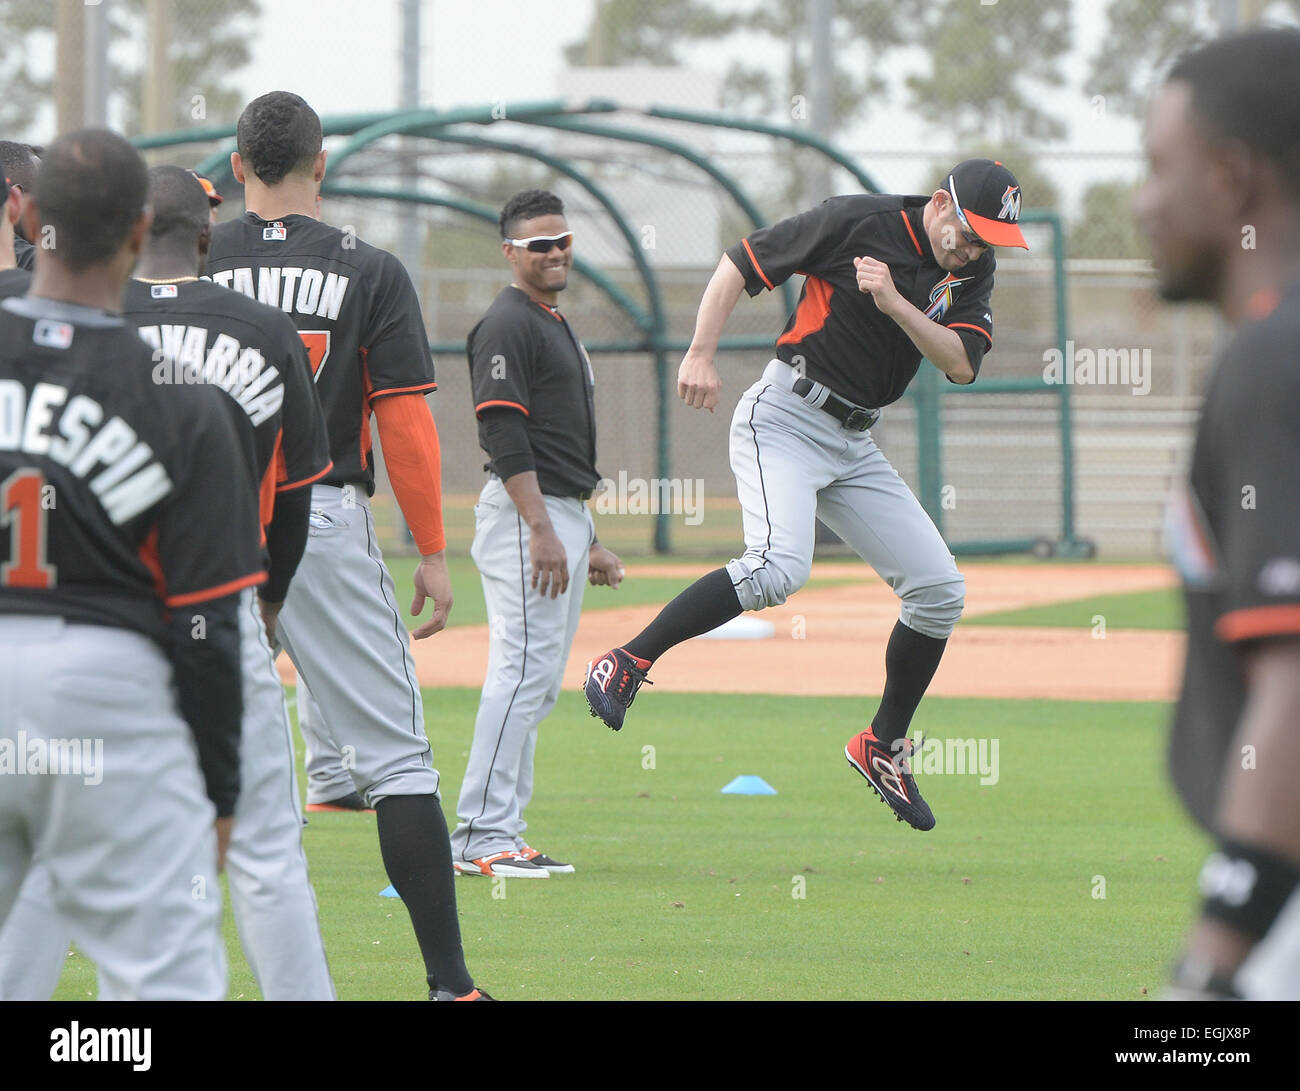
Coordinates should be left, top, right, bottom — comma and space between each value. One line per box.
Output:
678, 349, 722, 412
588, 542, 625, 589
855, 256, 903, 316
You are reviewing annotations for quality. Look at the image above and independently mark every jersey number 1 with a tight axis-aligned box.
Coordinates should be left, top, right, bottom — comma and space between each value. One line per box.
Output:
299, 330, 332, 383
1, 468, 57, 589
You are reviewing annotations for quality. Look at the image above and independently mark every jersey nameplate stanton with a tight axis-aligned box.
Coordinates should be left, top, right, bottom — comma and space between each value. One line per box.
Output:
209, 266, 350, 321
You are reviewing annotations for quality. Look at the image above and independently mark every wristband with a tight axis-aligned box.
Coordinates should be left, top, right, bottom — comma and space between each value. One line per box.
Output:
1199, 838, 1300, 940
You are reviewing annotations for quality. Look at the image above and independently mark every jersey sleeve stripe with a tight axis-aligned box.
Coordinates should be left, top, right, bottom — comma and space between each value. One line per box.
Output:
277, 460, 335, 493
368, 381, 438, 403
165, 570, 267, 608
900, 211, 923, 256
476, 399, 530, 417
947, 322, 993, 345
742, 239, 775, 291
1215, 604, 1300, 643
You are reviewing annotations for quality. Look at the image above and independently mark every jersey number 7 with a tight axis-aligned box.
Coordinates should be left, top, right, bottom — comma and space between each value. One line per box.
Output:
299, 330, 332, 383
1, 468, 57, 589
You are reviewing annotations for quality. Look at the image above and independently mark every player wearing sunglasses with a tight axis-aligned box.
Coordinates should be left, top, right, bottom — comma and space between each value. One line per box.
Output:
450, 190, 621, 878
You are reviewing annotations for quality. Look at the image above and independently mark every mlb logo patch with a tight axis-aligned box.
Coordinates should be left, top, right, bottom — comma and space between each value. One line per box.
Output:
33, 319, 73, 349
151, 284, 179, 299
263, 222, 287, 241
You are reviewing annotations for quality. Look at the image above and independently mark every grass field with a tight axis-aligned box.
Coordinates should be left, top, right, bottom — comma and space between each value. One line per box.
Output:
51, 686, 1204, 1001
967, 588, 1183, 631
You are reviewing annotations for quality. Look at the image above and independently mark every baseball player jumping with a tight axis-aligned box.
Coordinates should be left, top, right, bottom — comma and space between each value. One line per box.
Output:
586, 160, 1027, 831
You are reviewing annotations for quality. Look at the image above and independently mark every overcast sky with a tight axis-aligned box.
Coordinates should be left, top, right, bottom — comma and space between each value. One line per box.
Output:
239, 0, 1147, 207
249, 0, 596, 117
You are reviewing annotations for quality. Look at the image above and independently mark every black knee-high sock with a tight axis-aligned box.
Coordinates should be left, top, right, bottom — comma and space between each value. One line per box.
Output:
375, 794, 474, 996
624, 567, 742, 664
870, 621, 948, 746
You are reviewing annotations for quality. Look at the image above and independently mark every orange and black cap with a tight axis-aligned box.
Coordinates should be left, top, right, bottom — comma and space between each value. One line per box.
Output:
946, 158, 1028, 249
187, 169, 223, 207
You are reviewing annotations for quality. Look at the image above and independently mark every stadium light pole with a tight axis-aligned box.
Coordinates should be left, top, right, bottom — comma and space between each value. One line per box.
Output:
806, 0, 834, 204
398, 0, 423, 280
55, 0, 85, 133
84, 0, 110, 127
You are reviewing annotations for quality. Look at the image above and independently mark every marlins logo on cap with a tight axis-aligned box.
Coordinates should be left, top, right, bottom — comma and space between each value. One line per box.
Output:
945, 159, 1029, 249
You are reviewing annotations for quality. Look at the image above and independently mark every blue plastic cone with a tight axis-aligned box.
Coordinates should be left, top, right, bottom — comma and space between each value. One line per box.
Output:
379, 885, 400, 898
721, 775, 777, 795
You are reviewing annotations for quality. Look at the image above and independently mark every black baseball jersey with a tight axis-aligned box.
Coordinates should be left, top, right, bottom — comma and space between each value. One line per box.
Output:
468, 286, 599, 497
124, 277, 333, 530
0, 295, 264, 645
207, 213, 436, 495
726, 194, 995, 409
1166, 280, 1300, 831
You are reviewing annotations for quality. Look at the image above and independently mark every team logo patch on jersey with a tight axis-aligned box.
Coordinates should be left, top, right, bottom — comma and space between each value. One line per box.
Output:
1258, 557, 1300, 596
150, 284, 179, 299
263, 222, 287, 241
33, 320, 73, 349
925, 274, 973, 321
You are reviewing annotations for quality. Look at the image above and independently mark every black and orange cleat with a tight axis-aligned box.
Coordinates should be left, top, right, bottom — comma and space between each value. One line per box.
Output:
845, 727, 935, 831
430, 986, 496, 1001
304, 790, 374, 814
583, 647, 653, 731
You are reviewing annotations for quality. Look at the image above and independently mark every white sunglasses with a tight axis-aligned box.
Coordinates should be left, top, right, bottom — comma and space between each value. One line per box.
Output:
506, 231, 574, 253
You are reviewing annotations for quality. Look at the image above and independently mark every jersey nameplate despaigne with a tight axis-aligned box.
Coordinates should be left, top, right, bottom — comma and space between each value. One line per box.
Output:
207, 213, 436, 496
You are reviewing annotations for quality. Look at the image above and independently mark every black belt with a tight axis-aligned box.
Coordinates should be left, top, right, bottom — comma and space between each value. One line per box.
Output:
791, 377, 880, 431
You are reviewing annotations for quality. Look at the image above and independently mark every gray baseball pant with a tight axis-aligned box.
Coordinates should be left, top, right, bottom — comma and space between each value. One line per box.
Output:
0, 617, 226, 1001
0, 589, 336, 1000
725, 359, 964, 635
449, 475, 593, 862
276, 484, 440, 805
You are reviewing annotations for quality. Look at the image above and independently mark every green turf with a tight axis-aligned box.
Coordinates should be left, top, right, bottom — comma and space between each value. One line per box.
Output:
50, 688, 1204, 1001
966, 588, 1184, 631
384, 554, 854, 630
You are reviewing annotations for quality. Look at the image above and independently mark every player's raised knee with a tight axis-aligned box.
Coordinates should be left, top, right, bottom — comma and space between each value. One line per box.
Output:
727, 556, 810, 611
899, 576, 965, 638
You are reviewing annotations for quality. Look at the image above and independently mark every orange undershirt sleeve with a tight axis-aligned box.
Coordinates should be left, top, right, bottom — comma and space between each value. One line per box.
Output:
372, 392, 447, 555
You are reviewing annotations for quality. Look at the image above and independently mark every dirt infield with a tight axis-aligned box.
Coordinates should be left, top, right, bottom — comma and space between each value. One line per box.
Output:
278, 561, 1181, 702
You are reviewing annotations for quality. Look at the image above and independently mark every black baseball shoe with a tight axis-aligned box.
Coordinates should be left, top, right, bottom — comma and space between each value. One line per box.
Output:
845, 727, 935, 831
584, 647, 653, 731
430, 986, 495, 1001
304, 790, 374, 814
518, 845, 575, 874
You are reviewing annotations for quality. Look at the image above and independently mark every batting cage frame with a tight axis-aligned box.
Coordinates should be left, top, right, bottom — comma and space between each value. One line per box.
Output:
139, 100, 1088, 558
